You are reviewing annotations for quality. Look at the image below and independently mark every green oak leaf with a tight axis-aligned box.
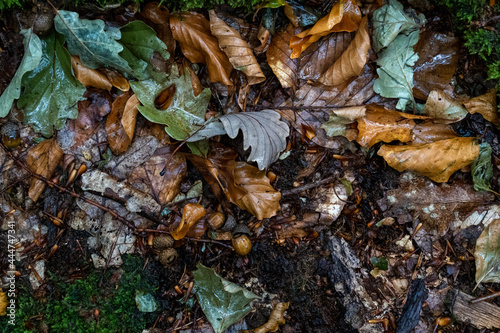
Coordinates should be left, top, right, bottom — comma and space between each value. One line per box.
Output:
130, 66, 211, 156
119, 20, 170, 81
0, 29, 42, 118
193, 263, 258, 333
54, 10, 131, 73
372, 0, 425, 53
471, 142, 494, 192
373, 31, 419, 111
17, 31, 85, 137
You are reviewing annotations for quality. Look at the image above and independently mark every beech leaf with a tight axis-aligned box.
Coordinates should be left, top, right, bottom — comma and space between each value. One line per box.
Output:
18, 32, 85, 137
171, 203, 206, 240
464, 90, 499, 127
377, 137, 480, 183
475, 219, 500, 286
471, 142, 494, 193
372, 0, 425, 53
54, 10, 131, 73
0, 29, 42, 118
373, 31, 420, 111
209, 10, 265, 85
423, 89, 467, 122
71, 55, 113, 91
106, 91, 134, 155
193, 263, 259, 333
267, 24, 301, 90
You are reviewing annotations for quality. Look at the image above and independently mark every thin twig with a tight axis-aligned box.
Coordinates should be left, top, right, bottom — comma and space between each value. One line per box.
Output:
470, 291, 500, 304
282, 176, 337, 197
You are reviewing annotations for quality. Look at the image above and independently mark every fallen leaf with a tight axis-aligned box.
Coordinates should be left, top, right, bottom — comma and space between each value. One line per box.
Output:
171, 203, 206, 240
100, 68, 130, 91
378, 137, 479, 183
251, 302, 289, 333
372, 0, 425, 53
213, 10, 262, 50
0, 29, 42, 117
289, 0, 361, 59
193, 263, 259, 333
475, 219, 500, 285
464, 90, 499, 126
267, 24, 301, 90
18, 31, 85, 137
135, 290, 158, 312
284, 0, 320, 27
317, 17, 370, 87
0, 289, 6, 316
413, 31, 460, 100
170, 11, 233, 85
423, 89, 467, 122
128, 146, 187, 205
27, 138, 64, 202
135, 2, 176, 58
71, 55, 113, 91
121, 94, 140, 141
321, 106, 366, 140
209, 10, 265, 85
471, 142, 494, 192
106, 91, 133, 155
411, 122, 458, 144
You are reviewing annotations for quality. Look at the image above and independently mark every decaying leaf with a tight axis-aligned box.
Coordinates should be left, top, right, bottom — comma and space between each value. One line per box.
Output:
378, 137, 479, 183
171, 203, 206, 240
289, 0, 361, 59
284, 0, 320, 28
209, 10, 265, 85
464, 90, 499, 127
71, 55, 113, 91
321, 106, 366, 140
106, 91, 133, 155
317, 17, 370, 87
27, 138, 64, 202
411, 122, 458, 144
136, 2, 176, 58
121, 94, 140, 141
471, 142, 494, 192
372, 0, 425, 53
0, 289, 6, 316
267, 24, 301, 90
193, 263, 259, 333
170, 11, 233, 85
0, 29, 42, 117
475, 219, 500, 285
251, 302, 289, 333
18, 32, 85, 137
423, 89, 467, 123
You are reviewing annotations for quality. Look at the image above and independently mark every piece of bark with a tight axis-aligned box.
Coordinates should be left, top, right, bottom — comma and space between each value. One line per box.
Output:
396, 279, 428, 333
452, 289, 500, 329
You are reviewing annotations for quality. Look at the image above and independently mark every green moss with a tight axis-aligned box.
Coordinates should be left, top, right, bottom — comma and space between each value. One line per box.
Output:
437, 0, 487, 23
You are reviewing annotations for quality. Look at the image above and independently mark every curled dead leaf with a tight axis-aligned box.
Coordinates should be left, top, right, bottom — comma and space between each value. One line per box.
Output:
154, 84, 176, 110
121, 94, 140, 141
106, 91, 133, 155
378, 137, 480, 183
267, 24, 301, 90
464, 89, 499, 127
170, 12, 233, 86
317, 17, 370, 87
171, 203, 206, 240
289, 0, 361, 59
27, 138, 63, 202
71, 55, 112, 91
209, 10, 265, 85
100, 68, 130, 92
251, 302, 290, 333
423, 89, 467, 123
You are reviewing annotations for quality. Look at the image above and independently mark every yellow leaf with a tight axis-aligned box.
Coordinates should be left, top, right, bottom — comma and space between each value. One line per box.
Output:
0, 289, 7, 316
171, 203, 206, 240
464, 89, 499, 127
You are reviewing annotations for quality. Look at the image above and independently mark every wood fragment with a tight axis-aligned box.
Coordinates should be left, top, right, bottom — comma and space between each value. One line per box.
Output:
452, 289, 500, 329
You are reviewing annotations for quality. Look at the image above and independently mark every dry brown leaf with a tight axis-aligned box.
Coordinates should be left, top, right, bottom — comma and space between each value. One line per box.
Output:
170, 12, 233, 86
378, 137, 480, 183
100, 68, 130, 92
267, 24, 301, 90
121, 94, 140, 141
289, 0, 361, 59
424, 89, 467, 123
464, 90, 499, 126
413, 31, 460, 100
136, 2, 176, 58
71, 55, 112, 91
357, 109, 417, 147
0, 289, 6, 316
252, 302, 290, 333
128, 146, 186, 206
214, 10, 261, 50
411, 123, 458, 144
209, 10, 265, 85
106, 91, 133, 155
317, 17, 370, 87
171, 203, 206, 240
27, 138, 63, 202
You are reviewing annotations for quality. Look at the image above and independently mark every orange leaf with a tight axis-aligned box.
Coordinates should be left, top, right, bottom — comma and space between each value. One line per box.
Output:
289, 0, 361, 59
0, 289, 6, 316
27, 138, 63, 202
100, 68, 130, 92
121, 94, 140, 141
317, 17, 370, 87
464, 89, 499, 126
106, 91, 133, 155
71, 55, 112, 91
170, 12, 233, 86
267, 24, 301, 90
378, 137, 480, 183
209, 10, 265, 85
171, 203, 206, 240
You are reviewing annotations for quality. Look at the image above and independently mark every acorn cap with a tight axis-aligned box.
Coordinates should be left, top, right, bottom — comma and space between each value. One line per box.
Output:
153, 235, 174, 249
222, 215, 237, 232
158, 248, 178, 267
232, 224, 252, 237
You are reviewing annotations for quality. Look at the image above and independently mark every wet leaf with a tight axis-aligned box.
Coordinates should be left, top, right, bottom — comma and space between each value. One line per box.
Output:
209, 10, 265, 85
100, 68, 130, 91
411, 122, 458, 144
321, 106, 366, 140
170, 11, 233, 85
130, 66, 211, 156
423, 89, 467, 122
317, 17, 370, 87
118, 20, 170, 81
267, 24, 301, 90
475, 219, 500, 285
71, 55, 113, 91
135, 290, 158, 312
373, 31, 419, 111
471, 142, 493, 192
378, 137, 480, 183
18, 32, 85, 137
171, 203, 206, 240
121, 94, 140, 141
413, 31, 459, 101
0, 29, 42, 118
372, 0, 425, 53
27, 138, 64, 202
193, 263, 259, 333
106, 91, 134, 155
136, 2, 176, 57
289, 0, 361, 59
250, 302, 289, 333
284, 0, 320, 27
54, 10, 131, 73
464, 90, 499, 127
0, 289, 6, 316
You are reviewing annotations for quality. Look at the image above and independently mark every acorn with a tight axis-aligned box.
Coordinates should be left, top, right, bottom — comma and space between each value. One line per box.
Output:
1, 122, 21, 149
153, 235, 174, 250
158, 248, 178, 267
222, 215, 236, 232
208, 212, 225, 230
232, 234, 252, 256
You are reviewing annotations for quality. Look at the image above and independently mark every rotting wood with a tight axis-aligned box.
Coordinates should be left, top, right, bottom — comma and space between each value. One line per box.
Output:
452, 289, 500, 329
